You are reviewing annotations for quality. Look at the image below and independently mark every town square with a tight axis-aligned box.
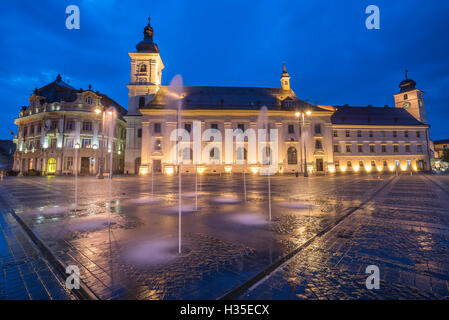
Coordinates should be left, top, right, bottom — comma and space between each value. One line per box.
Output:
1, 0, 449, 310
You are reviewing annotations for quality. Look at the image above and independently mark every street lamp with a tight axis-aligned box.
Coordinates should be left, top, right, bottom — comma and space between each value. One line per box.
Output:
296, 109, 312, 177
95, 107, 105, 179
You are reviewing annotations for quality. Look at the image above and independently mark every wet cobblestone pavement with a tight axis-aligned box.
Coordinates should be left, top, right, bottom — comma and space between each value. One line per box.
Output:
0, 173, 448, 299
0, 207, 73, 300
242, 175, 449, 299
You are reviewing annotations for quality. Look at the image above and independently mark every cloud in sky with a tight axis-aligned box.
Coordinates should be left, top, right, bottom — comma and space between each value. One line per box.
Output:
1, 0, 448, 139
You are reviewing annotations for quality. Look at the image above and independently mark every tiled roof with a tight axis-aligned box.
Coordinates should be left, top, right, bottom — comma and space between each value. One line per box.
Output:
331, 106, 426, 126
143, 85, 325, 111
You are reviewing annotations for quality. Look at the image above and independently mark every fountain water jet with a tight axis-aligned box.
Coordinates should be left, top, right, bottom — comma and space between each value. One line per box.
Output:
168, 74, 184, 254
257, 106, 272, 222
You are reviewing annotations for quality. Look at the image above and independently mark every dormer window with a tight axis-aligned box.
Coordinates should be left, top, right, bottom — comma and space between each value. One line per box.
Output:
404, 94, 408, 100
86, 97, 93, 105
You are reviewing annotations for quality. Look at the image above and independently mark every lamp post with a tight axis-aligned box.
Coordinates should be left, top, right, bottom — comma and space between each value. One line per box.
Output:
296, 109, 311, 177
95, 107, 105, 179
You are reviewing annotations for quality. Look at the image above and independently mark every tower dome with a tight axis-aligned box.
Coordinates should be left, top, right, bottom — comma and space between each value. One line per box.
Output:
136, 17, 159, 53
399, 70, 416, 92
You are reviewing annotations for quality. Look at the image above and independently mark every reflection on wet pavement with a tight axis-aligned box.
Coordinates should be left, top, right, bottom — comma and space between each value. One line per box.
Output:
2, 173, 447, 299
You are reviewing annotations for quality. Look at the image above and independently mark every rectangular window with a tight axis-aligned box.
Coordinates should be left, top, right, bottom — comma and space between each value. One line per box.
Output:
35, 138, 41, 148
81, 138, 92, 148
82, 121, 92, 131
371, 160, 376, 167
381, 131, 386, 138
359, 161, 364, 167
155, 139, 161, 151
184, 123, 191, 133
357, 130, 362, 137
346, 130, 350, 137
383, 160, 388, 167
65, 138, 73, 148
237, 123, 245, 131
404, 131, 409, 138
64, 157, 73, 171
50, 121, 57, 130
416, 131, 421, 138
417, 144, 423, 153
333, 130, 338, 137
381, 145, 387, 153
137, 128, 142, 138
335, 160, 340, 167
66, 121, 74, 130
211, 123, 218, 130
347, 161, 352, 167
288, 125, 294, 134
50, 138, 57, 148
315, 140, 322, 149
393, 131, 397, 138
333, 144, 339, 153
154, 123, 161, 133
393, 145, 399, 153
358, 145, 363, 153
370, 145, 375, 153
346, 144, 351, 153
405, 145, 411, 152
369, 131, 373, 138
315, 124, 321, 134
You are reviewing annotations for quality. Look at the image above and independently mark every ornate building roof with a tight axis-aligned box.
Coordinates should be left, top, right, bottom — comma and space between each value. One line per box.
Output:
331, 106, 426, 126
29, 74, 127, 117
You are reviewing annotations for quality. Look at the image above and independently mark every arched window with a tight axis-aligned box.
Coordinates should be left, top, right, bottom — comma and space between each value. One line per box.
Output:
236, 147, 247, 162
209, 147, 220, 161
140, 64, 147, 73
182, 147, 192, 161
262, 147, 272, 165
85, 97, 92, 105
287, 147, 297, 164
139, 97, 145, 108
47, 158, 57, 174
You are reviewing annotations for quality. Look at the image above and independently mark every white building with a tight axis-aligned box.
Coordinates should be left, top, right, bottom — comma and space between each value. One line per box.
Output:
124, 18, 431, 176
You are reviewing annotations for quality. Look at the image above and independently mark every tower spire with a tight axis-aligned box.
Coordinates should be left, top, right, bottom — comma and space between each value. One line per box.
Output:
280, 63, 290, 90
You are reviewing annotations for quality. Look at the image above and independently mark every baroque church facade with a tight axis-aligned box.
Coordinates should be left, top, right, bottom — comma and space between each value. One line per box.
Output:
124, 18, 431, 176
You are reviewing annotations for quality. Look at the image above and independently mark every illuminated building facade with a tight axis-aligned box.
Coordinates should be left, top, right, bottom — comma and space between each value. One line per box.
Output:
125, 18, 431, 175
13, 75, 127, 175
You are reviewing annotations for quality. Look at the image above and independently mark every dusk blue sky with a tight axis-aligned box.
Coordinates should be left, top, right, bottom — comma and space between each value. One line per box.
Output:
1, 0, 448, 140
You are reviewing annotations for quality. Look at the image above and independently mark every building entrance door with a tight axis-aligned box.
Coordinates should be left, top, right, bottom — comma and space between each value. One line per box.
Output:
153, 159, 162, 173
47, 158, 56, 174
316, 159, 324, 172
81, 157, 90, 175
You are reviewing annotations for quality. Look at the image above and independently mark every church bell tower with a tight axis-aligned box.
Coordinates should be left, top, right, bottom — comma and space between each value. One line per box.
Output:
393, 70, 427, 123
126, 17, 164, 115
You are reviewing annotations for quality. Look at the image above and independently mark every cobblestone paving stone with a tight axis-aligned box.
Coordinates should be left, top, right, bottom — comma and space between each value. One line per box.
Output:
1, 173, 447, 299
242, 175, 449, 299
0, 209, 73, 300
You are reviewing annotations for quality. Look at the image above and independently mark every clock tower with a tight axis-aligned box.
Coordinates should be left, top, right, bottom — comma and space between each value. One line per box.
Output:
393, 71, 427, 123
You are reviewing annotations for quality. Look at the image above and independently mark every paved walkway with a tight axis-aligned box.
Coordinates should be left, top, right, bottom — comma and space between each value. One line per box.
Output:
0, 209, 73, 300
241, 175, 449, 299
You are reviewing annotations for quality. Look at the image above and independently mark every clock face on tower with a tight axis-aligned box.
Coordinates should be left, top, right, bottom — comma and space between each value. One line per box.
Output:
403, 102, 411, 109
